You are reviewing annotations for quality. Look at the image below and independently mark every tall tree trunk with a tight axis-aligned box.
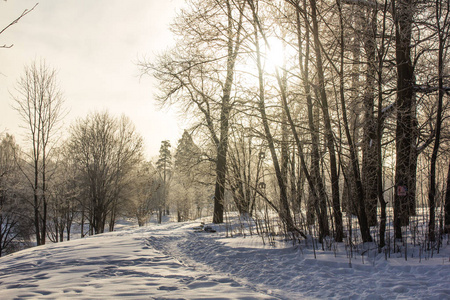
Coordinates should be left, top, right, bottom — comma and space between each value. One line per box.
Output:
109, 204, 116, 232
361, 7, 378, 227
428, 0, 447, 242
41, 199, 47, 245
158, 207, 162, 224
33, 193, 41, 245
298, 1, 331, 239
213, 0, 244, 224
81, 208, 85, 238
345, 11, 361, 217
281, 81, 290, 220
336, 0, 372, 242
445, 160, 450, 233
377, 0, 389, 249
41, 146, 47, 245
277, 0, 332, 240
66, 211, 72, 241
290, 147, 301, 213
249, 0, 296, 234
310, 0, 339, 240
34, 155, 41, 245
393, 0, 416, 239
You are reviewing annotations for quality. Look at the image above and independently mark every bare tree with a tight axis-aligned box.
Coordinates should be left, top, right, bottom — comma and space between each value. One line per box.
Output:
46, 149, 79, 242
376, 0, 392, 249
12, 60, 65, 245
128, 161, 160, 226
142, 0, 246, 224
68, 111, 143, 234
246, 0, 308, 238
0, 134, 31, 256
392, 0, 418, 239
427, 0, 450, 241
174, 130, 213, 220
333, 0, 373, 242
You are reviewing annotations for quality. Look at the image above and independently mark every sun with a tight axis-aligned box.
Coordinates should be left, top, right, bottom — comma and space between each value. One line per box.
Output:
264, 36, 285, 70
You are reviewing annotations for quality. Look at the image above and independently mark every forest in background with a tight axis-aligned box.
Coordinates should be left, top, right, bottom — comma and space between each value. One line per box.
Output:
2, 0, 450, 258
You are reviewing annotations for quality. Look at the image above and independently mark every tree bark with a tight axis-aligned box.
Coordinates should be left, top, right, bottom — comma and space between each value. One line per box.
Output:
298, 0, 332, 240
445, 160, 450, 233
377, 0, 389, 249
336, 0, 372, 242
428, 0, 447, 241
393, 0, 417, 239
310, 0, 340, 240
361, 7, 379, 227
248, 0, 297, 234
213, 0, 244, 224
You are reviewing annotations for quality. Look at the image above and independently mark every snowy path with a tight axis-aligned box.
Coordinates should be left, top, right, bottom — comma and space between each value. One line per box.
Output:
0, 225, 277, 299
144, 222, 450, 300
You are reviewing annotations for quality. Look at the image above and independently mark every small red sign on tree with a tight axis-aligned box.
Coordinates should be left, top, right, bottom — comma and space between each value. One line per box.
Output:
397, 185, 407, 196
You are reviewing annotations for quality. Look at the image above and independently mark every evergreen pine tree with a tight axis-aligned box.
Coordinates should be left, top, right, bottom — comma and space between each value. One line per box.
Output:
156, 140, 172, 221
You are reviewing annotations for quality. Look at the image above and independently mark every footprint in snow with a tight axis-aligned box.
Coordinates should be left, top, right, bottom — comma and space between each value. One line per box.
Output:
157, 286, 179, 291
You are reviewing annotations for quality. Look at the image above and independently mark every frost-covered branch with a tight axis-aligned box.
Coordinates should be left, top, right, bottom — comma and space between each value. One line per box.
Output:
0, 3, 38, 48
414, 85, 450, 95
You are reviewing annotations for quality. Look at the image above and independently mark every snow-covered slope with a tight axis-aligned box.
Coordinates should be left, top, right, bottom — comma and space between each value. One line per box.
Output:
1, 221, 449, 299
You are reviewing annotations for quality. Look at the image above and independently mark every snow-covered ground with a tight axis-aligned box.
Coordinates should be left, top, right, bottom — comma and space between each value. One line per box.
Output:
1, 219, 449, 299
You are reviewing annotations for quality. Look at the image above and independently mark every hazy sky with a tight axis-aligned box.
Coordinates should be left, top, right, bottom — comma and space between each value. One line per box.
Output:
0, 0, 184, 158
